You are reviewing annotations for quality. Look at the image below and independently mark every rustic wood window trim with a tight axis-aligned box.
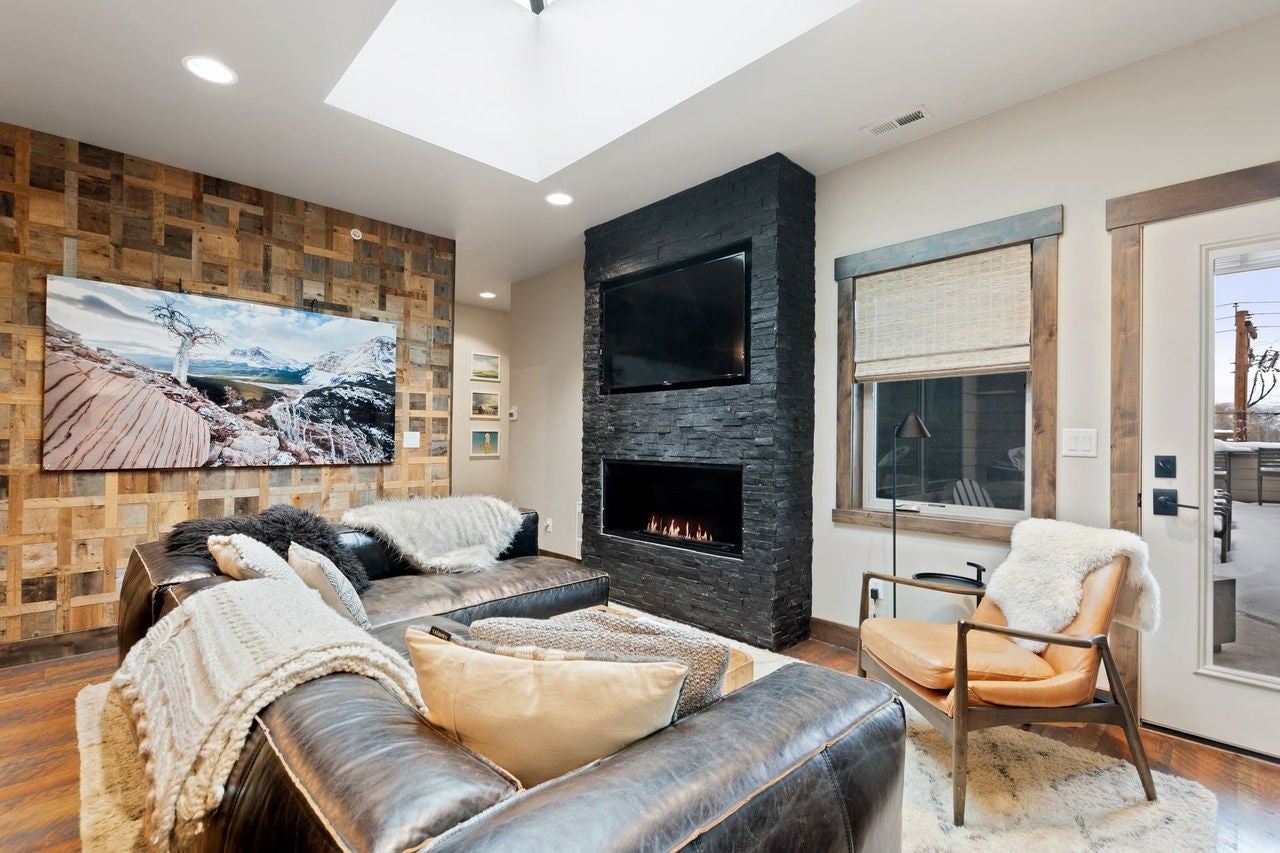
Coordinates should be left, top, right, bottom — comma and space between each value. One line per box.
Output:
832, 206, 1062, 544
1106, 159, 1280, 715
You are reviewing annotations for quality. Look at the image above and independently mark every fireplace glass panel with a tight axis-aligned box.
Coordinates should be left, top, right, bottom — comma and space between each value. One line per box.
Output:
602, 460, 743, 556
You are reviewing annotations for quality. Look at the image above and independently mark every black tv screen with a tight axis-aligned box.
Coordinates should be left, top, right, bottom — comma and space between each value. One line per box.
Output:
600, 250, 749, 394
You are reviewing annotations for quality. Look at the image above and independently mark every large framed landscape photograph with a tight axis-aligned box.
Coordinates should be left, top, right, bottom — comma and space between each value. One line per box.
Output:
42, 276, 398, 470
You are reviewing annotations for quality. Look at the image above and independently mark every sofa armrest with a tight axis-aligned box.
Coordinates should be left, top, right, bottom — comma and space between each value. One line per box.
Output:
498, 509, 539, 560
428, 664, 905, 852
118, 540, 222, 661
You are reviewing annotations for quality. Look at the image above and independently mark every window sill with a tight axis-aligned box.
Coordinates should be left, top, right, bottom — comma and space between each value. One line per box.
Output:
830, 507, 1013, 544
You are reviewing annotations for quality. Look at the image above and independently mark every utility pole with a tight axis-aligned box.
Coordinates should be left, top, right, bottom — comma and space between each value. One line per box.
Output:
1235, 308, 1256, 441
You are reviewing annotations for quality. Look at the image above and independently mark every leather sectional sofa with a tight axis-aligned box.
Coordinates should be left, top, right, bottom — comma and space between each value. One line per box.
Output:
117, 510, 906, 851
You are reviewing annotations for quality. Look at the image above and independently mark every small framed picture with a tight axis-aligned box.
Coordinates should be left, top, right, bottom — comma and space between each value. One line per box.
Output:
471, 390, 500, 420
471, 352, 501, 382
470, 429, 500, 458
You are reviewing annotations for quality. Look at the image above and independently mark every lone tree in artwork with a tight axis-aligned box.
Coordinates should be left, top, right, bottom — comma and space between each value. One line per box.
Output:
149, 298, 225, 385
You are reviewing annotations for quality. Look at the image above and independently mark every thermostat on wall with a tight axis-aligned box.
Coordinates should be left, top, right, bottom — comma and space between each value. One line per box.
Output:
508, 407, 519, 421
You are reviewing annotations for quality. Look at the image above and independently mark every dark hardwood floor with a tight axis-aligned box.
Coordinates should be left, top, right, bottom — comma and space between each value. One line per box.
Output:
1, 641, 1276, 850
0, 649, 116, 852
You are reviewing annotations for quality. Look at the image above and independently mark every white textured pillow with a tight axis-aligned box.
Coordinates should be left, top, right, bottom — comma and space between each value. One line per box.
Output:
287, 542, 373, 630
207, 534, 307, 590
405, 627, 687, 787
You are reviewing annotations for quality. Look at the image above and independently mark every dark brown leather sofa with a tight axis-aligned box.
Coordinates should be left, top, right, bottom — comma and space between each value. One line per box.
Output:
117, 510, 906, 852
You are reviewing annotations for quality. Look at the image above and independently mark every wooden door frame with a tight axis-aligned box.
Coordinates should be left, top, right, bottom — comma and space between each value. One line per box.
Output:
1108, 160, 1280, 709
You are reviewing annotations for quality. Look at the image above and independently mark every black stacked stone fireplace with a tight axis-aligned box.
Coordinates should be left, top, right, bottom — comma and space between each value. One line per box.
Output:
582, 154, 815, 650
603, 460, 744, 558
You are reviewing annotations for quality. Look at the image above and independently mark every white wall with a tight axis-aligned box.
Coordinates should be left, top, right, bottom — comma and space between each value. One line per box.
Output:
508, 261, 586, 558
812, 14, 1280, 627
452, 304, 511, 498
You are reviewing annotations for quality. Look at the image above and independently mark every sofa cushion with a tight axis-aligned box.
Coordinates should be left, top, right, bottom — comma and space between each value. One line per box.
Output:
860, 617, 1056, 690
406, 627, 687, 787
287, 542, 373, 630
360, 556, 610, 627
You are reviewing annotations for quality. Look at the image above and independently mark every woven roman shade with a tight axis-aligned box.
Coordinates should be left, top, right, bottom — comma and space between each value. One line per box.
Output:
854, 244, 1031, 383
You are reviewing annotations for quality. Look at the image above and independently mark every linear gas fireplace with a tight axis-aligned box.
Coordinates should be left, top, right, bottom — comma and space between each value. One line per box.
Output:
602, 460, 743, 557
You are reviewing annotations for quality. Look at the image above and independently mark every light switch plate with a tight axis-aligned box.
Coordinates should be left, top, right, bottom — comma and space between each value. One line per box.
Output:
403, 431, 421, 449
1062, 428, 1098, 458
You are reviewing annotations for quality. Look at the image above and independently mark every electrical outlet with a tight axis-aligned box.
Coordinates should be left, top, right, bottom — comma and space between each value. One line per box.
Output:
544, 518, 553, 533
869, 579, 882, 601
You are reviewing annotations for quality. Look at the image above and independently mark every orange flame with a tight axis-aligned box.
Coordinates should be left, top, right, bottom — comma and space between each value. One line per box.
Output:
646, 514, 713, 543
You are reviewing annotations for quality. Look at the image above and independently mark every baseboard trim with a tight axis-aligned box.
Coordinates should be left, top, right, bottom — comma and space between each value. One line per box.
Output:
0, 626, 118, 669
809, 617, 860, 650
539, 549, 582, 563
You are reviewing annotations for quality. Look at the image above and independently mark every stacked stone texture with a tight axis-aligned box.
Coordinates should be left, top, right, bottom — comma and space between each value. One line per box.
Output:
581, 154, 815, 650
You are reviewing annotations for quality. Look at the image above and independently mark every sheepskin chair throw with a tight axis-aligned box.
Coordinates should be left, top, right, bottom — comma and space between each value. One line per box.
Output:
984, 518, 1159, 653
341, 495, 523, 573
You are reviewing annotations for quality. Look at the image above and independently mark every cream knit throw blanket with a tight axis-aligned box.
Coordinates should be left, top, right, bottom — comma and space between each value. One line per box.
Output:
984, 517, 1160, 652
111, 579, 424, 851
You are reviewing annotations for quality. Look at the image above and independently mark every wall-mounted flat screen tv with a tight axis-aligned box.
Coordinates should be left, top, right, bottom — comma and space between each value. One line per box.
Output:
600, 249, 749, 394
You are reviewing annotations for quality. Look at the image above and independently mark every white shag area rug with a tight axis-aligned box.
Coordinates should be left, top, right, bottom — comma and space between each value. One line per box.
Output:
78, 608, 1219, 852
77, 682, 145, 852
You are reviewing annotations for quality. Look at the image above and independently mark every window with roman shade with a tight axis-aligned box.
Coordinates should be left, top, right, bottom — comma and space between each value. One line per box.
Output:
833, 207, 1061, 542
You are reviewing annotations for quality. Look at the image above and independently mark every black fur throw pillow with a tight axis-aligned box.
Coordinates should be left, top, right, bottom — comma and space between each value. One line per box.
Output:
165, 505, 371, 592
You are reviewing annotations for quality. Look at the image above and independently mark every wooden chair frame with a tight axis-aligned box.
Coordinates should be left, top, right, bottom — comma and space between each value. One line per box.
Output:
857, 571, 1157, 825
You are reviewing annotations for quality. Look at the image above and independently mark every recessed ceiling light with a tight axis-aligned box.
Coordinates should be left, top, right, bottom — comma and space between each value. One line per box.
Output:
182, 55, 238, 85
545, 192, 574, 206
479, 291, 497, 299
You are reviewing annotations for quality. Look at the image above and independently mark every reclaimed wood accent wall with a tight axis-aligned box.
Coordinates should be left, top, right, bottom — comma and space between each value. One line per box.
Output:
0, 121, 455, 645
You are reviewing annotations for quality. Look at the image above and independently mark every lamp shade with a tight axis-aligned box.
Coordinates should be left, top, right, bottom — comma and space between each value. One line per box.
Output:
895, 412, 931, 440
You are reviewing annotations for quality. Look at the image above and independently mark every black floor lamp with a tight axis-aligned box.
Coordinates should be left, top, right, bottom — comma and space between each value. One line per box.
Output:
891, 412, 931, 618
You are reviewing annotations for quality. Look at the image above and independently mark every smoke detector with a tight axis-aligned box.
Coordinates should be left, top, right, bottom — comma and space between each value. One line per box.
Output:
862, 105, 933, 138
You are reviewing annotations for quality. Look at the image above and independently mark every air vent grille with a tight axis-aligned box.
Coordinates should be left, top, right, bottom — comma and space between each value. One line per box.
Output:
862, 105, 933, 138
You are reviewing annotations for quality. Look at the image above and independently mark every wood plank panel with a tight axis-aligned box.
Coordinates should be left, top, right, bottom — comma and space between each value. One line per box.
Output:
0, 119, 456, 648
830, 507, 1012, 543
1106, 160, 1280, 231
835, 276, 854, 509
1030, 235, 1059, 519
1109, 223, 1143, 707
834, 205, 1063, 280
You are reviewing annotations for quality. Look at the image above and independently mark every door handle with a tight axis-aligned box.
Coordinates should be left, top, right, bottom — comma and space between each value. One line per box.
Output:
1153, 488, 1198, 516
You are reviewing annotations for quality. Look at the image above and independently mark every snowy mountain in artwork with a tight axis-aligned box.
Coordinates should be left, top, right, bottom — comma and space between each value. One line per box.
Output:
228, 346, 306, 372
304, 336, 396, 386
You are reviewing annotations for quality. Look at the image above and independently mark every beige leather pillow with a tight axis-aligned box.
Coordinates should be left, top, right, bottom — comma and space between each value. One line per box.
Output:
405, 627, 688, 787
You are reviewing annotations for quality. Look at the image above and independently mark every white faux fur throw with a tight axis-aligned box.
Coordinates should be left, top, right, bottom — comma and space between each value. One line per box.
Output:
984, 518, 1160, 653
341, 495, 523, 573
111, 579, 423, 851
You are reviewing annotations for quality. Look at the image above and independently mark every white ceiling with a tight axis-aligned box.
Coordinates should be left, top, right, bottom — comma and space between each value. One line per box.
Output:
2, 0, 1279, 311
327, 0, 861, 182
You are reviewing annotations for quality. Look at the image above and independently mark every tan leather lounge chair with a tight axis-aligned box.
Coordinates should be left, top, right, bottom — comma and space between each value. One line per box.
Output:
857, 555, 1157, 825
